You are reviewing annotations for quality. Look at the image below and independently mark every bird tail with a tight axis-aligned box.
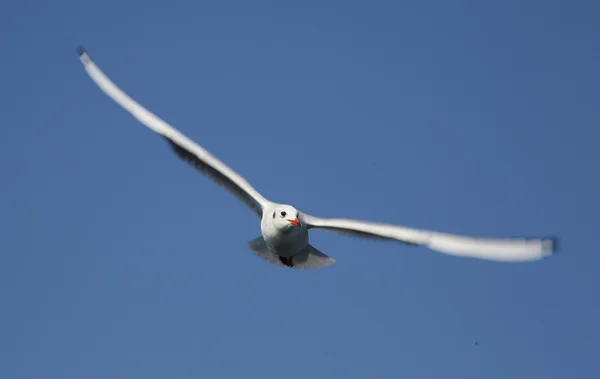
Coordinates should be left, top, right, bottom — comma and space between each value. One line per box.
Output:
247, 236, 336, 270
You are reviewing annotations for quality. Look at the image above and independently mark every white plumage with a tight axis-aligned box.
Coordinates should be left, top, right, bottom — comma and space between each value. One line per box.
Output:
77, 46, 558, 269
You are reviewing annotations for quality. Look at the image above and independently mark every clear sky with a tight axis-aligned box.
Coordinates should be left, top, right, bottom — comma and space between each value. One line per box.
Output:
2, 0, 599, 378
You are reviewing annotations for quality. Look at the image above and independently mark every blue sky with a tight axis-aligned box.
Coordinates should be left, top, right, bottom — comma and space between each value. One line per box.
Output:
2, 0, 599, 377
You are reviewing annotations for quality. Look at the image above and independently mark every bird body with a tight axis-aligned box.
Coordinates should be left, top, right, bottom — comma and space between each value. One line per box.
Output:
77, 46, 558, 270
260, 205, 308, 258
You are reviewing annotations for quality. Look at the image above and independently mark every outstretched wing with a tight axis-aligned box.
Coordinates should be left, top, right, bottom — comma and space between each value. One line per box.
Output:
77, 47, 271, 217
299, 212, 558, 262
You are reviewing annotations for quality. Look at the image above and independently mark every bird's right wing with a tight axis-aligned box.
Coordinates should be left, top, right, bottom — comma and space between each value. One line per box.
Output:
299, 212, 558, 262
77, 47, 272, 217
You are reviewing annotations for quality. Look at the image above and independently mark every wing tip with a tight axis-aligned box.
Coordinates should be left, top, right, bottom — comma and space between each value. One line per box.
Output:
76, 45, 92, 65
76, 44, 86, 57
540, 236, 559, 258
549, 236, 560, 254
514, 235, 559, 257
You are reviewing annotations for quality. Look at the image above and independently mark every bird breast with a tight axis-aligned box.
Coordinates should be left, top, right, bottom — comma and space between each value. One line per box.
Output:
261, 219, 308, 256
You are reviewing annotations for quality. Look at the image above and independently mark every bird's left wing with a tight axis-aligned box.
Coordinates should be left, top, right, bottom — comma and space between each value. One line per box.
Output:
77, 47, 271, 217
299, 212, 558, 262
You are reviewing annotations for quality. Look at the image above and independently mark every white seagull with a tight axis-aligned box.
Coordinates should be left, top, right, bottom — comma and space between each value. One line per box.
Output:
77, 46, 558, 270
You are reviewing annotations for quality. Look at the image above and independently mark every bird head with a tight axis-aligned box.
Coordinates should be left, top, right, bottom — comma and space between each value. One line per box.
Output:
270, 205, 302, 231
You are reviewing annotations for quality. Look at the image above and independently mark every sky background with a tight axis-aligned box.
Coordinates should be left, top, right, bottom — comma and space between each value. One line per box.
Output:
2, 0, 599, 378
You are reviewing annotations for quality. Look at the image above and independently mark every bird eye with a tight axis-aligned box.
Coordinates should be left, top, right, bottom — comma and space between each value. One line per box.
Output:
280, 211, 287, 217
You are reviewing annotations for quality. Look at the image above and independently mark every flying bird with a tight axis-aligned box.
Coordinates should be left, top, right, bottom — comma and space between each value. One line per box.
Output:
76, 46, 558, 270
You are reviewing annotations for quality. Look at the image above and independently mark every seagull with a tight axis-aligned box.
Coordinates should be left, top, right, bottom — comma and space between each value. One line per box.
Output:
76, 46, 558, 270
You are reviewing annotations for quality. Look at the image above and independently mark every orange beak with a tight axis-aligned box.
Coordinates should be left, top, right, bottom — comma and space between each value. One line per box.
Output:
288, 218, 301, 227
